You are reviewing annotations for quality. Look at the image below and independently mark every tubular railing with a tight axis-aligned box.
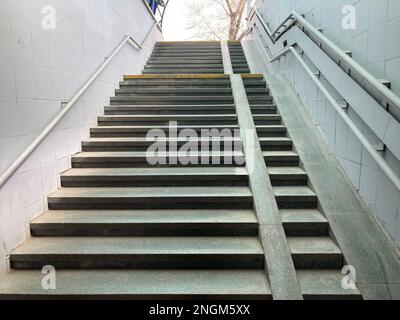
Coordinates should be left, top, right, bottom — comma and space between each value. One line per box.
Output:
253, 10, 400, 117
0, 22, 160, 188
251, 11, 400, 192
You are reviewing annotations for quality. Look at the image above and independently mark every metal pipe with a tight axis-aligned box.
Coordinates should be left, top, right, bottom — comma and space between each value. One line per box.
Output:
254, 27, 400, 192
0, 35, 144, 188
254, 10, 400, 116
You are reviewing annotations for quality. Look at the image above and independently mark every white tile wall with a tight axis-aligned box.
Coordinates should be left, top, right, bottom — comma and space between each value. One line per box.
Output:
256, 0, 400, 247
0, 0, 162, 277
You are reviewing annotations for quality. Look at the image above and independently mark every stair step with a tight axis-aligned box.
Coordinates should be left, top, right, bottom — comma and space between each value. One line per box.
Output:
147, 60, 223, 65
256, 125, 287, 137
0, 270, 272, 299
248, 96, 273, 103
30, 209, 258, 236
145, 65, 224, 70
251, 105, 277, 114
104, 105, 236, 115
71, 151, 245, 168
273, 186, 318, 209
268, 167, 307, 185
60, 167, 248, 187
287, 237, 343, 269
47, 186, 253, 210
143, 69, 224, 74
97, 114, 238, 126
149, 56, 223, 60
116, 88, 232, 95
121, 80, 231, 87
150, 54, 223, 58
242, 79, 267, 86
253, 115, 281, 125
259, 137, 293, 151
90, 125, 240, 137
297, 270, 362, 300
263, 151, 300, 166
82, 137, 242, 152
281, 209, 329, 236
10, 237, 264, 269
110, 96, 233, 105
245, 88, 270, 94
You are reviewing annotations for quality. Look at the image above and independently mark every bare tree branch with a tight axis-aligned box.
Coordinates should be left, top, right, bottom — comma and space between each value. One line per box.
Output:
232, 0, 246, 39
225, 0, 233, 15
214, 0, 230, 16
185, 0, 247, 41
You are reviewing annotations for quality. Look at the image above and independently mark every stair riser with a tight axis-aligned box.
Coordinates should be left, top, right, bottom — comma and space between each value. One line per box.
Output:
104, 108, 236, 115
264, 156, 300, 167
121, 81, 231, 86
251, 106, 277, 114
71, 161, 246, 169
270, 176, 308, 186
248, 97, 273, 104
151, 53, 222, 57
31, 223, 259, 237
152, 49, 222, 52
82, 141, 243, 152
275, 196, 318, 209
91, 127, 240, 138
115, 91, 232, 96
256, 131, 287, 138
147, 60, 223, 65
283, 223, 329, 237
110, 98, 234, 105
98, 120, 238, 126
253, 120, 282, 126
142, 70, 225, 75
260, 143, 293, 151
291, 254, 344, 270
61, 176, 248, 187
144, 65, 225, 70
10, 255, 264, 270
47, 197, 253, 210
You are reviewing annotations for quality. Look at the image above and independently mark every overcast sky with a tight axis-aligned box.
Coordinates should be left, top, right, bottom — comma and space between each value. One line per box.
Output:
162, 0, 191, 40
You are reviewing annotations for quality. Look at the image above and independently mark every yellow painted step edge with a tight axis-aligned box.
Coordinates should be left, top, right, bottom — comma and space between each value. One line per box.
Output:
241, 74, 264, 79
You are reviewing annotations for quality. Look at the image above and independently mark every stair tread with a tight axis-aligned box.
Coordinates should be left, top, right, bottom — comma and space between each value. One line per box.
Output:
32, 209, 258, 225
72, 151, 244, 158
297, 270, 361, 299
287, 237, 342, 255
98, 114, 237, 119
83, 137, 241, 143
259, 137, 291, 142
48, 186, 252, 199
281, 209, 328, 224
0, 270, 271, 298
268, 167, 306, 175
263, 151, 299, 157
62, 167, 248, 178
273, 186, 316, 197
11, 237, 263, 255
91, 125, 239, 130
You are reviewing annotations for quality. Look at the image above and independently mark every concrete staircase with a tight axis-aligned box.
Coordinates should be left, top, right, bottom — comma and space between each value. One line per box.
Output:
228, 41, 250, 74
0, 41, 362, 300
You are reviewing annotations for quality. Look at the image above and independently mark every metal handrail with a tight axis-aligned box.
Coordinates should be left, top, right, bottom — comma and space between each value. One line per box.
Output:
253, 23, 400, 192
0, 27, 158, 188
253, 10, 400, 116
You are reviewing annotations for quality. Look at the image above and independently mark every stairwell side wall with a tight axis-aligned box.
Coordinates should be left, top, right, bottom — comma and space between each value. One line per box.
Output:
0, 0, 162, 277
246, 0, 400, 250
